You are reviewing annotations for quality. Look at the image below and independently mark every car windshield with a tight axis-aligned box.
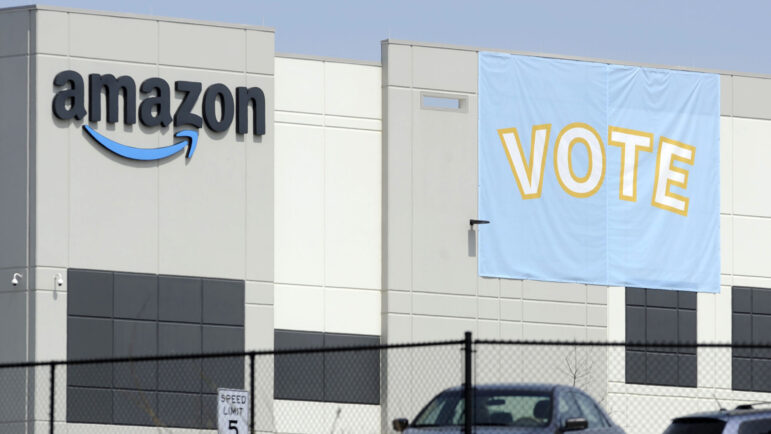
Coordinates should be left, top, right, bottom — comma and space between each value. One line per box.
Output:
412, 389, 552, 427
663, 418, 726, 434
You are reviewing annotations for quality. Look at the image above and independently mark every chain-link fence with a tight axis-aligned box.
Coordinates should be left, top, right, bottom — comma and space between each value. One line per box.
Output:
2, 335, 771, 433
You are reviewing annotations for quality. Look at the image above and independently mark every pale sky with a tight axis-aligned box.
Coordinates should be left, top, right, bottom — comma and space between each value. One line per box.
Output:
2, 0, 770, 75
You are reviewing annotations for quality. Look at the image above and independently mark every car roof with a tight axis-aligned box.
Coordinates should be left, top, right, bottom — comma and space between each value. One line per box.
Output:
674, 407, 771, 422
441, 383, 572, 394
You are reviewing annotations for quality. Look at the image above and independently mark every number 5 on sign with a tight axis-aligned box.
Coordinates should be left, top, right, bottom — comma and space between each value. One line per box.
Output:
218, 388, 250, 434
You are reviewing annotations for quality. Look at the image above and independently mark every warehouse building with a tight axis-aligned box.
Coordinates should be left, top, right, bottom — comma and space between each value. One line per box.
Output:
0, 4, 770, 433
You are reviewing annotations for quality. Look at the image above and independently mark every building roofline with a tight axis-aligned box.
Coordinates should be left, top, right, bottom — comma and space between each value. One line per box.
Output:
276, 52, 380, 67
382, 38, 771, 80
0, 4, 274, 33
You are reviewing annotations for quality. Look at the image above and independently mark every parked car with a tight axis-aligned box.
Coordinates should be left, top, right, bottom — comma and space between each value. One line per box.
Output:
392, 383, 624, 433
663, 404, 771, 434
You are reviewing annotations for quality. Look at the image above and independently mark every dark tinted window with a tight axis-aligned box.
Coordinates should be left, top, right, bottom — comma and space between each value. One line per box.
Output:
626, 287, 697, 387
412, 390, 552, 427
573, 392, 608, 428
732, 286, 771, 393
663, 418, 725, 434
739, 418, 771, 434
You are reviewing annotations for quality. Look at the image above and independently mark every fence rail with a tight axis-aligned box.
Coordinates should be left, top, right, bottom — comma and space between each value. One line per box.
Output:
1, 335, 770, 433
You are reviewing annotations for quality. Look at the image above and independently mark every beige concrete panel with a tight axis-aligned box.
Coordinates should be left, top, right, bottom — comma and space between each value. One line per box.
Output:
500, 278, 522, 299
720, 116, 732, 214
274, 111, 323, 126
412, 46, 477, 93
478, 319, 499, 339
383, 313, 411, 343
586, 326, 606, 341
325, 287, 380, 335
274, 123, 324, 285
734, 76, 771, 120
500, 321, 522, 339
720, 75, 732, 116
587, 305, 607, 327
245, 304, 273, 351
383, 87, 412, 291
587, 285, 607, 305
722, 215, 732, 275
32, 10, 67, 55
500, 299, 521, 321
245, 75, 274, 282
478, 297, 498, 320
70, 13, 157, 63
386, 290, 411, 314
697, 292, 716, 345
733, 117, 771, 217
33, 290, 66, 361
523, 300, 587, 326
245, 281, 273, 305
411, 315, 475, 341
275, 400, 380, 434
412, 292, 477, 319
159, 21, 245, 71
274, 57, 324, 113
323, 115, 381, 131
607, 286, 625, 342
156, 67, 246, 279
523, 280, 586, 303
324, 62, 381, 119
733, 275, 771, 288
34, 55, 69, 267
68, 60, 159, 273
734, 216, 771, 277
246, 30, 274, 75
478, 277, 499, 297
0, 10, 29, 57
324, 128, 381, 290
273, 284, 324, 332
34, 267, 67, 292
0, 291, 26, 362
384, 43, 411, 87
0, 57, 29, 271
411, 92, 477, 295
523, 323, 587, 340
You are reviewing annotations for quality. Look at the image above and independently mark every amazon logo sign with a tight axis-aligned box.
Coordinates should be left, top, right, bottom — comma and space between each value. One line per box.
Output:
52, 71, 266, 161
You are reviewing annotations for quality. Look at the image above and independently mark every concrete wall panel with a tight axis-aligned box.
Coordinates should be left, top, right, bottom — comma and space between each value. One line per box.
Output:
274, 57, 324, 114
246, 30, 275, 75
733, 118, 771, 217
734, 216, 771, 278
734, 76, 771, 120
411, 46, 476, 93
70, 13, 157, 64
274, 123, 324, 285
324, 288, 380, 335
0, 56, 29, 271
324, 62, 381, 119
324, 128, 381, 289
32, 10, 67, 55
0, 10, 29, 57
411, 92, 477, 294
159, 22, 246, 72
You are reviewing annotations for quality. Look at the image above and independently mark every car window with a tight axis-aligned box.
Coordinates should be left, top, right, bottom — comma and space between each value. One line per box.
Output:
663, 418, 726, 434
573, 392, 609, 428
738, 418, 771, 434
557, 391, 582, 421
411, 389, 552, 427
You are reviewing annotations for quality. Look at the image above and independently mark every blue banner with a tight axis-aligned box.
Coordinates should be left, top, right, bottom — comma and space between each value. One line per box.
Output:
478, 52, 720, 293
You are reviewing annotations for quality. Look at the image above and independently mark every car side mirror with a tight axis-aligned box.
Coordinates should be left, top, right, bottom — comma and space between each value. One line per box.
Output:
392, 418, 409, 432
562, 417, 589, 431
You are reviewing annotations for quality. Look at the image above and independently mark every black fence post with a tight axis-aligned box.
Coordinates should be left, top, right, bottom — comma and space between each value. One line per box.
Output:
49, 362, 55, 434
249, 352, 255, 434
464, 331, 473, 434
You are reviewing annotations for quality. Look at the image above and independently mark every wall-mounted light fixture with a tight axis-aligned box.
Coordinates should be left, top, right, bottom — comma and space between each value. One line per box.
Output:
11, 273, 22, 286
469, 219, 490, 227
54, 273, 64, 287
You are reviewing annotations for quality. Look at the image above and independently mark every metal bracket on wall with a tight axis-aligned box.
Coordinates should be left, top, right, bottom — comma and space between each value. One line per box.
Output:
469, 219, 490, 227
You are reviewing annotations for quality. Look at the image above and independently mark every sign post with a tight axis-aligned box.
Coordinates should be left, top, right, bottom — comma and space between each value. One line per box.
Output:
218, 388, 250, 434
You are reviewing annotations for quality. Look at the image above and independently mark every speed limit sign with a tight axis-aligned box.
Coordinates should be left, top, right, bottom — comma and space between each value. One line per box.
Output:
217, 388, 250, 434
